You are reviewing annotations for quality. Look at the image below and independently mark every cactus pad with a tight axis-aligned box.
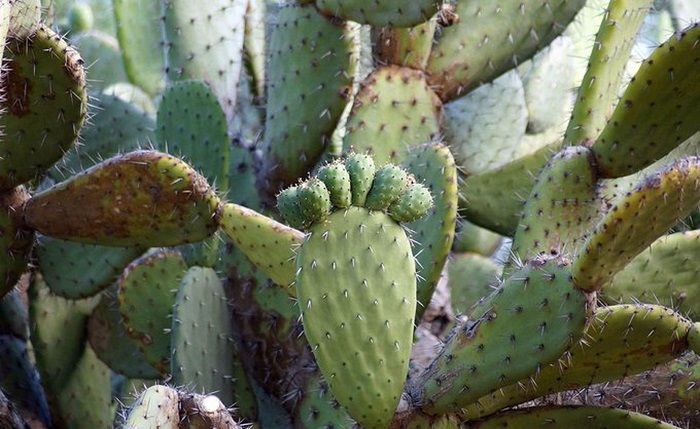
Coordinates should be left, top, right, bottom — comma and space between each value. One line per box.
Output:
219, 203, 305, 289
156, 80, 230, 195
295, 207, 417, 429
427, 0, 586, 101
604, 230, 700, 318
343, 65, 442, 164
315, 0, 440, 27
0, 187, 33, 297
124, 385, 179, 429
591, 23, 700, 177
402, 143, 458, 317
462, 303, 692, 420
118, 250, 187, 373
259, 4, 357, 200
412, 257, 589, 415
161, 0, 246, 123
0, 25, 86, 190
564, 0, 651, 147
88, 293, 161, 379
473, 406, 683, 428
114, 0, 165, 95
37, 236, 144, 299
171, 267, 236, 407
511, 146, 601, 260
24, 150, 221, 247
573, 157, 700, 291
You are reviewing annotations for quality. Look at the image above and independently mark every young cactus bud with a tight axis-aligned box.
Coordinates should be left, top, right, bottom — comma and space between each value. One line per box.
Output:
298, 178, 331, 225
365, 164, 409, 211
345, 153, 376, 206
388, 181, 433, 222
317, 161, 352, 208
277, 185, 308, 230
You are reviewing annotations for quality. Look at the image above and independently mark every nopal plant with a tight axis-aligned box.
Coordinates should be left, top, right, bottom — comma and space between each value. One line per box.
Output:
0, 0, 698, 428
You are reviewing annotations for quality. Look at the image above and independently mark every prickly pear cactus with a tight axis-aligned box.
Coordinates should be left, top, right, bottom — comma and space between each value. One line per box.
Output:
277, 157, 432, 429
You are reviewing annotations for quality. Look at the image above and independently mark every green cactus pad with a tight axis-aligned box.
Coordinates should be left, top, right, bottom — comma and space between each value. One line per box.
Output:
343, 65, 442, 165
462, 303, 692, 420
220, 203, 305, 289
402, 143, 458, 315
412, 257, 589, 415
37, 236, 144, 299
317, 161, 352, 209
52, 344, 114, 429
296, 207, 417, 429
162, 0, 246, 123
25, 150, 221, 247
67, 3, 94, 33
604, 230, 700, 318
427, 0, 586, 101
243, 0, 265, 98
365, 164, 409, 211
88, 293, 161, 379
388, 183, 433, 223
520, 36, 575, 134
448, 252, 501, 315
511, 146, 601, 261
460, 143, 557, 236
124, 385, 179, 429
299, 178, 332, 224
374, 18, 437, 69
315, 0, 439, 27
564, 0, 651, 147
452, 221, 503, 256
294, 375, 356, 429
118, 250, 187, 373
346, 153, 376, 206
473, 406, 683, 428
72, 31, 127, 91
259, 4, 357, 199
50, 91, 156, 179
114, 0, 166, 96
156, 80, 230, 195
29, 274, 99, 394
171, 266, 236, 407
591, 23, 700, 177
573, 157, 700, 291
0, 25, 87, 190
0, 187, 33, 297
443, 71, 529, 175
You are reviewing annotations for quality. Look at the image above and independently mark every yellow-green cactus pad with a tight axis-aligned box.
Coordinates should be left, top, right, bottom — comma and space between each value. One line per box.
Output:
296, 207, 416, 429
573, 157, 700, 291
462, 303, 692, 420
219, 203, 304, 290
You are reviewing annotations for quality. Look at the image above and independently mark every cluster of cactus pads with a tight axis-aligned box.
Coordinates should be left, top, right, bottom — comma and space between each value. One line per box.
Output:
0, 0, 700, 428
